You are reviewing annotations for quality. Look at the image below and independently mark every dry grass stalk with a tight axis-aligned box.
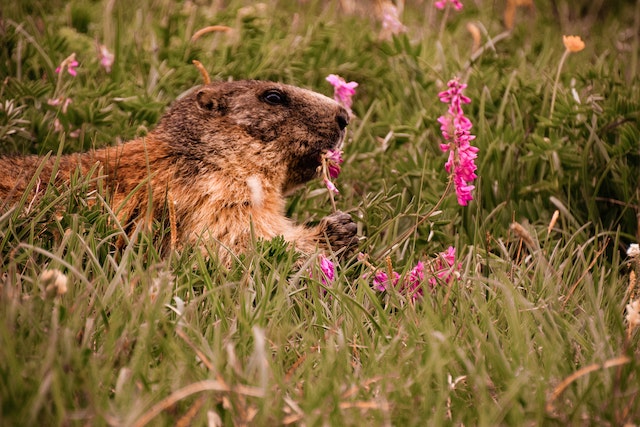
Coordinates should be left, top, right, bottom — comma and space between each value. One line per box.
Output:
132, 380, 264, 427
190, 25, 232, 42
192, 60, 211, 85
546, 355, 631, 414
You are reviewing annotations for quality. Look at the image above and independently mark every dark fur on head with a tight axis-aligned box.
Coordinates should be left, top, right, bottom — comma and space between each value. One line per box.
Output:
155, 80, 349, 194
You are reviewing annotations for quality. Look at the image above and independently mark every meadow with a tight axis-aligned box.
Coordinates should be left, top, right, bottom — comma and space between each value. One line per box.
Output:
1, 0, 640, 425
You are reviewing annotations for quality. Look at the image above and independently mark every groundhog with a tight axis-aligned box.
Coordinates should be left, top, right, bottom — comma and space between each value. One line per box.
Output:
0, 80, 359, 264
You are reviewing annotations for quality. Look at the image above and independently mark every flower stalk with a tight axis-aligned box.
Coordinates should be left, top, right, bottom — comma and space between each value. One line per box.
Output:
549, 35, 585, 118
438, 78, 478, 206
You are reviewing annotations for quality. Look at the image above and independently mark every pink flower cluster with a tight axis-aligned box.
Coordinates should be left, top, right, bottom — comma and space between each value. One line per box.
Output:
435, 0, 463, 10
318, 255, 335, 285
438, 78, 478, 206
373, 261, 425, 302
326, 74, 358, 112
307, 255, 336, 295
371, 247, 460, 301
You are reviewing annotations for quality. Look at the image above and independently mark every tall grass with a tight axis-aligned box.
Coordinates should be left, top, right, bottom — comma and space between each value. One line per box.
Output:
1, 0, 639, 425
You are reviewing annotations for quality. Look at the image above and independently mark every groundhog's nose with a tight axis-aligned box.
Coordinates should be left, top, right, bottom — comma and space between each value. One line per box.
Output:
336, 110, 349, 130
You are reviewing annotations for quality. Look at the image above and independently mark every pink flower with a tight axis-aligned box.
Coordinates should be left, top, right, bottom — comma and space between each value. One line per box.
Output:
379, 2, 407, 39
326, 74, 358, 111
67, 60, 79, 76
438, 78, 478, 206
435, 0, 463, 10
325, 149, 343, 179
319, 255, 335, 285
53, 118, 64, 133
328, 163, 341, 179
324, 178, 339, 194
402, 261, 425, 301
55, 54, 79, 77
47, 97, 72, 114
372, 270, 400, 291
308, 255, 336, 295
98, 44, 114, 73
428, 246, 461, 288
441, 246, 456, 265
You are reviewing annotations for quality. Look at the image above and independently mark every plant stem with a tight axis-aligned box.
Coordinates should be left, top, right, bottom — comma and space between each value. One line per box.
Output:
375, 178, 454, 262
549, 49, 569, 118
321, 156, 338, 212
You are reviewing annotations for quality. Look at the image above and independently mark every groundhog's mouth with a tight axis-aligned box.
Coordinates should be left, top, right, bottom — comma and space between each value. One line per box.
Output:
315, 142, 342, 168
283, 139, 341, 194
294, 132, 344, 184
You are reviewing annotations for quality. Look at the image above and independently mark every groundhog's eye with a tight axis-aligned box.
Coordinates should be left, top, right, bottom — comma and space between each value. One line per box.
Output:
262, 90, 287, 106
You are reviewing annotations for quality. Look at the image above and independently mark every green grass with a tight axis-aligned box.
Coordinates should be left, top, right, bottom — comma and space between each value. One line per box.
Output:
2, 0, 640, 425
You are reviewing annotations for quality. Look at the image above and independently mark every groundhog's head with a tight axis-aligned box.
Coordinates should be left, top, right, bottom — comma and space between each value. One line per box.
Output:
156, 80, 349, 194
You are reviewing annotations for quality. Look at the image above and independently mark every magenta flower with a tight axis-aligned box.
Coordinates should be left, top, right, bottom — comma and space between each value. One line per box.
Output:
441, 246, 456, 265
438, 78, 478, 206
98, 44, 114, 73
435, 0, 463, 10
318, 255, 335, 285
55, 54, 79, 77
328, 163, 340, 179
325, 149, 343, 179
402, 261, 425, 301
428, 246, 461, 288
372, 270, 401, 292
326, 74, 358, 111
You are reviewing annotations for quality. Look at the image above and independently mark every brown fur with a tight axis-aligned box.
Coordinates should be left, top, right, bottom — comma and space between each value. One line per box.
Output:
0, 80, 358, 263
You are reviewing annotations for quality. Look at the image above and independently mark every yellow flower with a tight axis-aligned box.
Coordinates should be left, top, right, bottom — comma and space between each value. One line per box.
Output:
562, 35, 585, 53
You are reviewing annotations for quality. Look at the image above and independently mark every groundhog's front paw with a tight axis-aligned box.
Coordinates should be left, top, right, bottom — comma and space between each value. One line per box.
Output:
318, 211, 359, 256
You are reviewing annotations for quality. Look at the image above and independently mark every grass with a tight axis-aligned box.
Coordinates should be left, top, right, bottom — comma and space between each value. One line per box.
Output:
1, 0, 640, 425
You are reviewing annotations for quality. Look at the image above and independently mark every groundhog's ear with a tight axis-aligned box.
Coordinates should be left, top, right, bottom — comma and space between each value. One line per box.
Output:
196, 87, 227, 114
